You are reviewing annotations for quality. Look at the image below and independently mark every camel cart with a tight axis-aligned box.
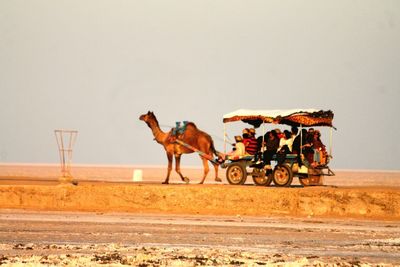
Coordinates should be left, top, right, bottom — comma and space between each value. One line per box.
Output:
220, 109, 335, 187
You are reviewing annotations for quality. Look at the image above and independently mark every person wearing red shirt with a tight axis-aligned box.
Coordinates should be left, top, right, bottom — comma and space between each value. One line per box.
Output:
243, 128, 258, 155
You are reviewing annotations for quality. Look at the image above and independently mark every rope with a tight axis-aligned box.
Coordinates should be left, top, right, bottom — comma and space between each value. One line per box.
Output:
159, 124, 174, 129
158, 120, 232, 148
160, 122, 231, 144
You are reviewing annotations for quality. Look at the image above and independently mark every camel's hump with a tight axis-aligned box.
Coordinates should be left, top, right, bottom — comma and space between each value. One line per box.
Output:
185, 122, 197, 129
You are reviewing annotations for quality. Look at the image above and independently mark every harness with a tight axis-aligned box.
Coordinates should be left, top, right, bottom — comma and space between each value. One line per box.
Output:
172, 121, 188, 136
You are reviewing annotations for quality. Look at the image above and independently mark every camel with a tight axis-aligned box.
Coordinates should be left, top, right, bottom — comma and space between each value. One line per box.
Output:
139, 111, 221, 184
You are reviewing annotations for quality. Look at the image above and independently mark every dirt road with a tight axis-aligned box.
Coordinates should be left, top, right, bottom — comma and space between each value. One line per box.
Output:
1, 210, 399, 266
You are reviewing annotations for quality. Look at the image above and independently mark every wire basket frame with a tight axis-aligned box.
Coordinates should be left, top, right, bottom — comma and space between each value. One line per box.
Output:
54, 129, 78, 178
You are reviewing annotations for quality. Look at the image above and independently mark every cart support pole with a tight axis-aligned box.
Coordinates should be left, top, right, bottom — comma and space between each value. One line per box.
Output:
300, 124, 303, 149
262, 122, 265, 152
329, 127, 333, 156
174, 139, 220, 165
223, 123, 227, 154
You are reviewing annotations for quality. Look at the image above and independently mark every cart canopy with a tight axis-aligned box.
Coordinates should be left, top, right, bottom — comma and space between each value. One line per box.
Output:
223, 109, 334, 128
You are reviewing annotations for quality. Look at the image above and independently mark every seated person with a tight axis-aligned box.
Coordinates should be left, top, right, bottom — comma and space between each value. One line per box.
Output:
302, 130, 327, 167
291, 126, 299, 140
275, 130, 293, 165
292, 129, 308, 155
243, 128, 258, 155
220, 135, 247, 160
292, 128, 308, 167
242, 128, 250, 143
275, 128, 283, 139
263, 130, 280, 169
311, 130, 327, 166
254, 131, 266, 163
278, 130, 293, 154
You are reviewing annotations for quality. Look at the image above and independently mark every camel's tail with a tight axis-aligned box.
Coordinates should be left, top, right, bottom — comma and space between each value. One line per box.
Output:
210, 138, 223, 159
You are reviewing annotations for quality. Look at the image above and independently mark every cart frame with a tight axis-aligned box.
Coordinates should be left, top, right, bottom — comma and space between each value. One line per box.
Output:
221, 109, 335, 186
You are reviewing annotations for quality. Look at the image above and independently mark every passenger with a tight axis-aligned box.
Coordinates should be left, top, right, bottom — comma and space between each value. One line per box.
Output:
275, 130, 293, 165
292, 129, 307, 155
221, 135, 247, 160
275, 128, 283, 139
244, 128, 258, 155
254, 130, 267, 163
301, 129, 327, 167
278, 130, 293, 153
306, 128, 315, 145
292, 129, 308, 167
311, 130, 327, 166
242, 128, 250, 139
291, 126, 299, 141
242, 128, 251, 151
258, 131, 269, 153
301, 130, 315, 165
262, 130, 280, 169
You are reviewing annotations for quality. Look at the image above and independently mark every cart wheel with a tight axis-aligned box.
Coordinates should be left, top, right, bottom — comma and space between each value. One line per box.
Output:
299, 168, 324, 186
252, 168, 273, 186
226, 163, 247, 185
299, 175, 324, 186
273, 164, 293, 187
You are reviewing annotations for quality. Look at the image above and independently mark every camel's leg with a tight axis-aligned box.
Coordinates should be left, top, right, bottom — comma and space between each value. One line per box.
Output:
199, 157, 210, 184
212, 161, 222, 182
175, 154, 190, 184
163, 152, 173, 184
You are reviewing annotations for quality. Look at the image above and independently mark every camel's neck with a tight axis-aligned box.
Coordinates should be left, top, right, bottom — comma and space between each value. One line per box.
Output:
147, 119, 168, 144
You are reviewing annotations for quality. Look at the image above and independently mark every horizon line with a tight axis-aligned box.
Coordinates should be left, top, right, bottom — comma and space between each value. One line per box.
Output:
0, 162, 399, 173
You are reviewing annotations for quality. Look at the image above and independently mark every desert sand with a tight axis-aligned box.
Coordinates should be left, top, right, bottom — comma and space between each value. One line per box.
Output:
0, 164, 399, 266
1, 164, 400, 220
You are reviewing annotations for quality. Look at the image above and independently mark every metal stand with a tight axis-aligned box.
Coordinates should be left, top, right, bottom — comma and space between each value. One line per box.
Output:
54, 129, 78, 183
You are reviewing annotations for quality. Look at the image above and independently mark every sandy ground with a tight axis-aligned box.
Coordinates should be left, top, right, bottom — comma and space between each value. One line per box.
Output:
0, 164, 400, 266
1, 164, 400, 220
1, 211, 399, 266
1, 163, 400, 187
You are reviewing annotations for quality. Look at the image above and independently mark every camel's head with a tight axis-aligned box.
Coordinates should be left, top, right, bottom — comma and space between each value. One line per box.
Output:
139, 111, 157, 125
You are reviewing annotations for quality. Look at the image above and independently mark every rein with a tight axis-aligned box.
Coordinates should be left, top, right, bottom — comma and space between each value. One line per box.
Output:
158, 122, 233, 145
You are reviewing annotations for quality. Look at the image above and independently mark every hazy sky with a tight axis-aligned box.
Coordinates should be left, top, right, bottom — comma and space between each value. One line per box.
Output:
1, 1, 399, 170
